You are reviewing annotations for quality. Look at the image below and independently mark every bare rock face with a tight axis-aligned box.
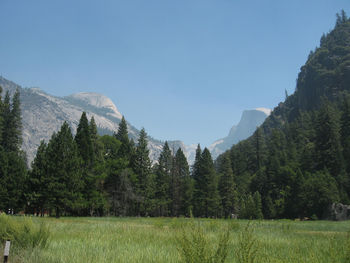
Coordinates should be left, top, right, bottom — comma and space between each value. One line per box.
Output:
0, 76, 270, 166
325, 203, 350, 221
0, 76, 185, 166
209, 108, 271, 160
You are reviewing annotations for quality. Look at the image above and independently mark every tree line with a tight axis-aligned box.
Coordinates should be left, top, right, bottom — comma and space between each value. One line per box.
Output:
0, 95, 255, 218
1, 12, 350, 219
26, 112, 260, 218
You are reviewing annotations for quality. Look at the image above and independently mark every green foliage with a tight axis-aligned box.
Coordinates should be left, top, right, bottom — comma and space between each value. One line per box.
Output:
75, 112, 93, 167
345, 231, 350, 262
45, 122, 83, 217
193, 148, 220, 217
299, 170, 340, 218
0, 213, 50, 249
218, 154, 238, 218
155, 141, 172, 216
115, 116, 133, 159
177, 220, 230, 263
215, 12, 350, 219
0, 89, 27, 213
235, 222, 259, 263
1, 90, 22, 152
132, 128, 153, 216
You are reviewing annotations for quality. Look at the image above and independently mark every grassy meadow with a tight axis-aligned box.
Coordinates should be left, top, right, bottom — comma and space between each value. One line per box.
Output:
1, 215, 350, 263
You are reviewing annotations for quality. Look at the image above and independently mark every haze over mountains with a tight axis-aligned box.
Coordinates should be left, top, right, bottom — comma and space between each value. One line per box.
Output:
0, 76, 269, 165
209, 108, 271, 160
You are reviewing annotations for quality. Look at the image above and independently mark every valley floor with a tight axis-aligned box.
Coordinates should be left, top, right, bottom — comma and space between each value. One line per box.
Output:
4, 217, 350, 263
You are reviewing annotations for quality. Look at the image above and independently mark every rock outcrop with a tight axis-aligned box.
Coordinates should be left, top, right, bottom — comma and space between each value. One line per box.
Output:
324, 203, 350, 221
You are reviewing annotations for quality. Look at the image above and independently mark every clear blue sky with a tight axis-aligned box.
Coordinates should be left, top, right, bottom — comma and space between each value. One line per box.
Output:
0, 0, 349, 146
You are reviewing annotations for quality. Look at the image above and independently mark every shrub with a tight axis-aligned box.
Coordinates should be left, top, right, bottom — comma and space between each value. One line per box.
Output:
0, 213, 50, 249
177, 220, 230, 263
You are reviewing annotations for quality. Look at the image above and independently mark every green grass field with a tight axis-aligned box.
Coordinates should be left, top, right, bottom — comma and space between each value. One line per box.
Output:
2, 216, 350, 263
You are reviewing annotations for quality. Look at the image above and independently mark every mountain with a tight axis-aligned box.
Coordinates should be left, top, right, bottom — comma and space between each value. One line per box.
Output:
215, 12, 350, 219
0, 76, 186, 165
0, 76, 269, 166
209, 108, 271, 159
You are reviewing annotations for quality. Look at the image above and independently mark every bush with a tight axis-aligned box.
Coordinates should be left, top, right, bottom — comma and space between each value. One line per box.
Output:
0, 213, 50, 249
177, 219, 230, 263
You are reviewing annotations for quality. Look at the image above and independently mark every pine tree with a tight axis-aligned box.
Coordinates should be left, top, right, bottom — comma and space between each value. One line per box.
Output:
177, 148, 193, 217
133, 128, 152, 215
4, 151, 27, 213
192, 144, 203, 217
27, 141, 48, 216
90, 116, 103, 163
115, 116, 132, 160
200, 148, 220, 218
0, 86, 3, 144
0, 87, 5, 211
253, 191, 263, 219
172, 148, 191, 216
218, 154, 238, 218
243, 194, 255, 219
315, 101, 343, 177
341, 96, 350, 200
46, 122, 83, 217
1, 91, 12, 151
0, 90, 26, 213
75, 112, 93, 167
155, 141, 172, 216
1, 90, 22, 152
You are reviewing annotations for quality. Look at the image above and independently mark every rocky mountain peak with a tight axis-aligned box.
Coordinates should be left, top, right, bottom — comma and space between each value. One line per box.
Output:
68, 92, 123, 120
209, 108, 270, 159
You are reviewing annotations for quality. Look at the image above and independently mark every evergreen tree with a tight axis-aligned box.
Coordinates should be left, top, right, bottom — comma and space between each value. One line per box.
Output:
192, 144, 203, 216
253, 191, 263, 219
218, 154, 238, 218
75, 112, 93, 167
115, 116, 132, 160
90, 116, 103, 163
200, 148, 220, 218
0, 86, 3, 144
172, 148, 192, 216
299, 170, 340, 218
242, 194, 255, 219
75, 112, 101, 215
1, 90, 22, 152
46, 122, 83, 217
315, 102, 343, 177
27, 141, 48, 216
4, 151, 27, 213
177, 149, 193, 217
0, 90, 26, 213
133, 128, 152, 215
341, 96, 350, 200
1, 91, 12, 151
155, 141, 172, 216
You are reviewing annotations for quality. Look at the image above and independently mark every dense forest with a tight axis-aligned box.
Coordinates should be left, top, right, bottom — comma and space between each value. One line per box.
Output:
1, 12, 350, 219
215, 11, 350, 219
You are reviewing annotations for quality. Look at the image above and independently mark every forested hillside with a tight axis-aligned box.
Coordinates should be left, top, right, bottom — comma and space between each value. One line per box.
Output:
1, 12, 350, 219
215, 11, 350, 219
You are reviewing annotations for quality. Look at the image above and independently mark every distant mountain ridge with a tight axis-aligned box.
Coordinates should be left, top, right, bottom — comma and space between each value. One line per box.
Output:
0, 76, 270, 165
0, 76, 179, 164
209, 108, 270, 159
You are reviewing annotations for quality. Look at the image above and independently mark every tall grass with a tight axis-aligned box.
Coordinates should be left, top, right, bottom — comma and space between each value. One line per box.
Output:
177, 219, 230, 263
0, 213, 50, 249
234, 222, 259, 263
0, 216, 349, 263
